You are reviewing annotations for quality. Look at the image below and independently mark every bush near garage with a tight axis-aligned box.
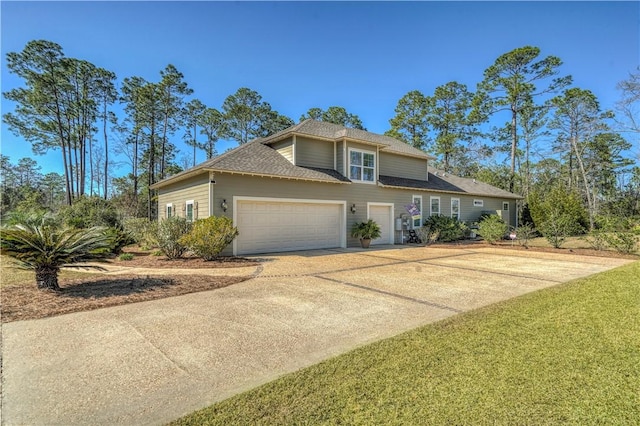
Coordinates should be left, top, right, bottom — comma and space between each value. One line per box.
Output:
179, 216, 239, 261
422, 215, 468, 242
477, 214, 508, 244
157, 216, 192, 259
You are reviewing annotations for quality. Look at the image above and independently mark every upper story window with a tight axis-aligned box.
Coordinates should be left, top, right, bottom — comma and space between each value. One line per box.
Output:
349, 148, 376, 183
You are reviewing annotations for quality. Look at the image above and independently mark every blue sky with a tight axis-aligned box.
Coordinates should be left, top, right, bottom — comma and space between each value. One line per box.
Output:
2, 1, 639, 175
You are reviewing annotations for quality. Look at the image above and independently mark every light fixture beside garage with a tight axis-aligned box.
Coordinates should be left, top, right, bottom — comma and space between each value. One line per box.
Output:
351, 203, 357, 214
221, 199, 228, 212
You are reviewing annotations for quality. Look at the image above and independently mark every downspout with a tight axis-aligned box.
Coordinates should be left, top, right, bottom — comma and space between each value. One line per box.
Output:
209, 171, 215, 217
292, 135, 297, 165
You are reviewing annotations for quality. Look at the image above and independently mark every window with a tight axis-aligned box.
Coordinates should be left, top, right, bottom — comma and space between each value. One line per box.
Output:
186, 200, 194, 221
349, 148, 375, 183
412, 195, 422, 228
430, 196, 440, 216
503, 202, 509, 211
473, 199, 484, 207
451, 198, 460, 220
166, 204, 173, 218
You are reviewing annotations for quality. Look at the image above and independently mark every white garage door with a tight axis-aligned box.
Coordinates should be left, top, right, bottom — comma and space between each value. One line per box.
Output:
236, 199, 343, 255
368, 204, 393, 245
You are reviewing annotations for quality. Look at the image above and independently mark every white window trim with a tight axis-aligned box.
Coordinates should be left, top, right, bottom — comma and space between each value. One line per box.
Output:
451, 198, 460, 220
186, 200, 195, 222
474, 199, 484, 207
166, 203, 173, 218
347, 147, 376, 184
412, 195, 423, 228
430, 196, 441, 216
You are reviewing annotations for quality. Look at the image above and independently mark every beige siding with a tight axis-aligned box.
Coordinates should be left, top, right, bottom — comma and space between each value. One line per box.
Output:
208, 173, 516, 254
336, 141, 344, 175
271, 138, 294, 163
157, 174, 209, 220
379, 152, 428, 181
295, 136, 334, 169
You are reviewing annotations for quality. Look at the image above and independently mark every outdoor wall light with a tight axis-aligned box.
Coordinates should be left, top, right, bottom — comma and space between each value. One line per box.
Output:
350, 204, 357, 214
221, 199, 228, 212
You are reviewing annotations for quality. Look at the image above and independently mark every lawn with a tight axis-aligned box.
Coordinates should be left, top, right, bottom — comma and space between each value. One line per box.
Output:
173, 261, 640, 425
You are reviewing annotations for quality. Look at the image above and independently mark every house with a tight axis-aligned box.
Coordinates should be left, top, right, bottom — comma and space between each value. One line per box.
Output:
151, 120, 521, 255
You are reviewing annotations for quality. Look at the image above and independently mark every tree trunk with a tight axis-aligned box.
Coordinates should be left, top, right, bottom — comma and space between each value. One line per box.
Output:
509, 106, 518, 193
103, 101, 109, 199
35, 266, 60, 291
571, 135, 595, 231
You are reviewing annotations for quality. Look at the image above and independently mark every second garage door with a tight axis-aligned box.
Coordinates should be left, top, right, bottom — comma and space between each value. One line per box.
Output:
235, 199, 344, 255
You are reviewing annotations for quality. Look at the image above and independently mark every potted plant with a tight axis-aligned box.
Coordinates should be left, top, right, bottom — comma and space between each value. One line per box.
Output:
351, 219, 382, 248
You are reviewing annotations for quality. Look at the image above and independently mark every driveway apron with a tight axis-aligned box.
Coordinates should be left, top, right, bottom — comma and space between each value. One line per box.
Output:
1, 246, 631, 425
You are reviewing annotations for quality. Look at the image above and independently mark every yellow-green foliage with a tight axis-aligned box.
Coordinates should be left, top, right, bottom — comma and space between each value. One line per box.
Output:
179, 216, 239, 261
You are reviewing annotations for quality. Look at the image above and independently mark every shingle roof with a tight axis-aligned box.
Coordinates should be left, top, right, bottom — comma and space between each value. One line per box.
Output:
152, 139, 350, 187
262, 119, 434, 159
379, 170, 522, 199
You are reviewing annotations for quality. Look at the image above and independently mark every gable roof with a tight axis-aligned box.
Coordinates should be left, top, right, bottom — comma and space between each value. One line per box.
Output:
151, 120, 521, 200
151, 138, 350, 188
261, 119, 435, 160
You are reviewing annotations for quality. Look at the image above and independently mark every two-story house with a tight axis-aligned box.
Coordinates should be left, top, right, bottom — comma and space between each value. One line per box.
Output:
151, 120, 521, 255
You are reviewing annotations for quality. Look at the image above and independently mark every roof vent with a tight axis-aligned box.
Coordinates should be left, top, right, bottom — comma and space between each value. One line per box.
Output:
434, 171, 438, 176
443, 173, 447, 177
473, 179, 476, 183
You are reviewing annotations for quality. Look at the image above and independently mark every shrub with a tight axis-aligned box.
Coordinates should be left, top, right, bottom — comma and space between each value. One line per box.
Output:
477, 215, 508, 244
118, 253, 134, 261
0, 224, 112, 290
514, 223, 537, 248
351, 219, 382, 240
422, 215, 467, 242
123, 218, 159, 249
179, 216, 239, 260
583, 230, 608, 251
104, 226, 136, 255
603, 232, 638, 254
58, 196, 121, 229
157, 217, 192, 259
416, 226, 439, 246
539, 212, 584, 249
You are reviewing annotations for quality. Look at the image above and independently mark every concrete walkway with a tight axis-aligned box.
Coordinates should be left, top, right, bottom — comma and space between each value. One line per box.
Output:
1, 246, 632, 425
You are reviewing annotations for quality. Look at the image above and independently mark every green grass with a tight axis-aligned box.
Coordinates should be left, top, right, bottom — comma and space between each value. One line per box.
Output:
172, 261, 640, 425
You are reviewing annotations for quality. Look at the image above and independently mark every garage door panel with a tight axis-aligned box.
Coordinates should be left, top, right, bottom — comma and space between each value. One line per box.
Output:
236, 200, 343, 255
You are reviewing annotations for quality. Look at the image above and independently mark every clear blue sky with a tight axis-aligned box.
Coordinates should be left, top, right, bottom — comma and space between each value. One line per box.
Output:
2, 1, 639, 175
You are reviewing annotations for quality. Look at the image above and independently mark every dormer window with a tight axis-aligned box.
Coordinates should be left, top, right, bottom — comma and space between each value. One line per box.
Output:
348, 148, 375, 183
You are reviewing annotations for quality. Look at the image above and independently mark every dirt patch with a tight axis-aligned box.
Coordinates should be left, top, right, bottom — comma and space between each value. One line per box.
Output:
2, 274, 250, 323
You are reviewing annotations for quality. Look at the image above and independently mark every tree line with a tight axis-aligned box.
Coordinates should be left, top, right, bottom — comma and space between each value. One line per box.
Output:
2, 40, 639, 228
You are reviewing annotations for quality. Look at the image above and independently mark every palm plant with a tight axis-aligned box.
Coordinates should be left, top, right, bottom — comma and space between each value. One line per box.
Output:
0, 223, 113, 291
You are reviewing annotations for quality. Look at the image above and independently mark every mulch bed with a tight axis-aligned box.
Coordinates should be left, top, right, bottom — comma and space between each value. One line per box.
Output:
112, 250, 260, 269
2, 274, 250, 323
429, 239, 640, 260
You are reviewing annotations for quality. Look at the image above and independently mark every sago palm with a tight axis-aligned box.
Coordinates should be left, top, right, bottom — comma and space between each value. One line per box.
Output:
0, 223, 113, 291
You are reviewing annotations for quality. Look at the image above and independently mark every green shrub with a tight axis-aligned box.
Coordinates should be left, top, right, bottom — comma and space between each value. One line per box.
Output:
423, 215, 467, 242
603, 232, 638, 254
539, 212, 584, 249
58, 196, 121, 229
157, 217, 192, 259
514, 223, 537, 248
118, 253, 134, 261
179, 216, 239, 260
477, 215, 508, 244
583, 230, 608, 251
529, 186, 587, 248
123, 218, 159, 249
104, 226, 135, 255
351, 219, 382, 240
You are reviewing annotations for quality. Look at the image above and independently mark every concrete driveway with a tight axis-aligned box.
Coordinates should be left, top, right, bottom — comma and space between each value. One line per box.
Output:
1, 246, 632, 425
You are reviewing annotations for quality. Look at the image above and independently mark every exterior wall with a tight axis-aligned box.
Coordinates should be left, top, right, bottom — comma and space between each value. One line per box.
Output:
270, 138, 294, 163
157, 174, 210, 220
336, 141, 344, 175
295, 136, 334, 169
379, 152, 428, 181
203, 172, 518, 254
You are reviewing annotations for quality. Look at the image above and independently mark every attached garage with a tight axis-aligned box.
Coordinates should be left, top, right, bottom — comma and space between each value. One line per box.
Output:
234, 197, 346, 255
